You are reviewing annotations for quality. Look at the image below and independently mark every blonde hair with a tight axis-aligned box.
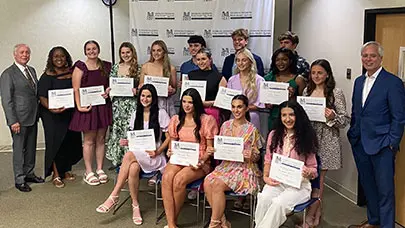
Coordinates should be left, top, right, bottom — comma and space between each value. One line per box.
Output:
235, 48, 258, 102
148, 40, 172, 83
119, 42, 138, 78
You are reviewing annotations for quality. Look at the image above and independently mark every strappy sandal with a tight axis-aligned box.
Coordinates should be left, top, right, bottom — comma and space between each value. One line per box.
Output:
64, 172, 76, 181
96, 169, 108, 184
132, 204, 143, 225
96, 195, 119, 213
148, 175, 158, 186
83, 172, 100, 186
209, 219, 222, 228
220, 215, 231, 228
52, 177, 65, 188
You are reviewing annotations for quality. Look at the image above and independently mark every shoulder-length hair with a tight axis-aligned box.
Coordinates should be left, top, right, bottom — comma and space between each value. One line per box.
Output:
177, 88, 206, 142
306, 59, 336, 108
235, 48, 258, 102
119, 42, 139, 79
269, 47, 298, 75
134, 84, 160, 142
270, 100, 318, 157
45, 46, 73, 74
148, 40, 172, 82
84, 40, 107, 77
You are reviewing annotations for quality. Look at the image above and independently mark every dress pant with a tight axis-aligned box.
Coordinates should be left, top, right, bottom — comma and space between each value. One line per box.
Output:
11, 123, 38, 185
352, 142, 395, 228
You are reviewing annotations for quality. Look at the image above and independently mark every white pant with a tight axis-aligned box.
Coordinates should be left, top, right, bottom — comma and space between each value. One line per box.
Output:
255, 181, 311, 228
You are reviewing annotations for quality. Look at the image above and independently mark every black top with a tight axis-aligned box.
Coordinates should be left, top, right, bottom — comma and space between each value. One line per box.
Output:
188, 69, 222, 101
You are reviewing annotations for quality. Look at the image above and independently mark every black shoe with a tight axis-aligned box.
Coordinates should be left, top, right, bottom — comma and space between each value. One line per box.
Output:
25, 175, 45, 183
15, 183, 32, 192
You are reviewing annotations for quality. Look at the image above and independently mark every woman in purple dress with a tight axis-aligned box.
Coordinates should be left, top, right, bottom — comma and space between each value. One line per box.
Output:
69, 40, 112, 186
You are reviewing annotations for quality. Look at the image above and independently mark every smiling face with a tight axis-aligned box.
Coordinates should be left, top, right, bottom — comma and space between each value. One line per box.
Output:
181, 95, 194, 114
120, 47, 133, 63
52, 49, 67, 69
85, 42, 99, 59
232, 35, 248, 52
231, 99, 248, 120
14, 45, 31, 66
196, 52, 211, 70
236, 52, 252, 72
281, 107, 296, 130
279, 39, 297, 50
188, 43, 202, 57
361, 44, 382, 75
275, 52, 291, 72
310, 65, 328, 86
151, 44, 164, 61
140, 89, 153, 108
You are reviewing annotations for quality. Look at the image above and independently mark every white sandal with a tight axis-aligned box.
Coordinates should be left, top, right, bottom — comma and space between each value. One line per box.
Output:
96, 169, 108, 184
83, 172, 100, 186
96, 195, 119, 213
132, 204, 143, 225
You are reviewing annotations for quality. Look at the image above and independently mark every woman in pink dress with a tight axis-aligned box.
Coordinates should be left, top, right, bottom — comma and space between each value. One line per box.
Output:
204, 94, 262, 228
162, 88, 218, 228
69, 40, 112, 186
95, 84, 170, 225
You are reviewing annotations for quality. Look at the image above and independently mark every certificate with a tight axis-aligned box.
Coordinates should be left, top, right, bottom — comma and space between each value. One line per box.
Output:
144, 75, 169, 97
127, 129, 156, 151
170, 141, 199, 167
259, 81, 289, 105
214, 135, 244, 162
181, 74, 189, 81
269, 153, 304, 189
297, 96, 326, 122
213, 87, 242, 111
48, 88, 74, 109
79, 85, 106, 107
109, 77, 134, 97
180, 80, 206, 101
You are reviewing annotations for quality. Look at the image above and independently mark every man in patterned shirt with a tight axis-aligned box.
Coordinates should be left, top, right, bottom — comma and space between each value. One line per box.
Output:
278, 31, 310, 80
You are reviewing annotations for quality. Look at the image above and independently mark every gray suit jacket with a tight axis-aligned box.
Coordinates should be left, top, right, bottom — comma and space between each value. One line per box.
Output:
0, 63, 39, 126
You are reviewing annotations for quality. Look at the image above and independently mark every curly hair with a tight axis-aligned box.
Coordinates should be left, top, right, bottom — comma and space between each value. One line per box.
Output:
306, 59, 336, 108
148, 40, 172, 83
119, 42, 139, 79
235, 48, 258, 102
45, 46, 73, 74
269, 48, 298, 75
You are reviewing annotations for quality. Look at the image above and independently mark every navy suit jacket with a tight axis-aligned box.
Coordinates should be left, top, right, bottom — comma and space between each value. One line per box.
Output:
347, 68, 405, 155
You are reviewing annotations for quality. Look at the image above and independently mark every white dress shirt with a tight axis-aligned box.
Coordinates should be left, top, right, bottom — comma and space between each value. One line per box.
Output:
362, 66, 382, 106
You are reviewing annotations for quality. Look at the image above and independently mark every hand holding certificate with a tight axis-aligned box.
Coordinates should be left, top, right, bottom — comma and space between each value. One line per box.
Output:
169, 141, 199, 167
269, 153, 304, 189
48, 88, 74, 109
214, 135, 244, 162
109, 77, 134, 97
259, 81, 289, 105
180, 80, 206, 101
214, 87, 242, 110
297, 96, 326, 122
127, 129, 156, 151
144, 75, 169, 97
79, 85, 106, 107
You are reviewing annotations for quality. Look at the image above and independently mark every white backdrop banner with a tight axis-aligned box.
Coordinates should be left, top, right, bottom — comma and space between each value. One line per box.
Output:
129, 0, 274, 72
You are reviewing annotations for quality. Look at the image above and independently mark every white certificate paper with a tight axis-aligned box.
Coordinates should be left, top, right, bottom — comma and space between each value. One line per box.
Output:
297, 96, 326, 122
79, 85, 106, 107
127, 129, 156, 151
180, 80, 207, 101
269, 153, 304, 189
170, 141, 199, 167
48, 88, 74, 109
213, 87, 242, 111
144, 75, 169, 97
109, 77, 134, 97
214, 135, 244, 162
259, 81, 289, 105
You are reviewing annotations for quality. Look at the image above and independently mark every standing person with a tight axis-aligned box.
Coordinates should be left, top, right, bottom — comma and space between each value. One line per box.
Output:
69, 40, 112, 186
0, 43, 44, 192
38, 46, 83, 188
255, 100, 318, 228
162, 88, 218, 228
222, 28, 264, 80
139, 40, 177, 117
204, 95, 262, 228
301, 59, 350, 226
347, 41, 405, 228
106, 42, 140, 167
278, 31, 310, 80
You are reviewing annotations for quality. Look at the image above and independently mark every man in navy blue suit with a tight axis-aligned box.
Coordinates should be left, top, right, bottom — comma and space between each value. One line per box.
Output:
348, 41, 405, 228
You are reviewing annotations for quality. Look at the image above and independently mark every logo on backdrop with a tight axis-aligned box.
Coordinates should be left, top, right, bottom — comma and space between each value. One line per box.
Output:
221, 48, 230, 57
204, 29, 233, 38
146, 12, 175, 20
183, 47, 190, 56
221, 11, 252, 20
166, 29, 196, 38
183, 12, 213, 21
132, 28, 159, 37
249, 29, 272, 38
203, 30, 212, 38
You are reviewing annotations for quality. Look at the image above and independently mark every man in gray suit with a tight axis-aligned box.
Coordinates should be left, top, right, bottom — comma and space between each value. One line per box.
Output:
0, 43, 44, 192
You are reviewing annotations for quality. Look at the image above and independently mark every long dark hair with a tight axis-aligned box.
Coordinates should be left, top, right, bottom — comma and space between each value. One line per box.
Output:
269, 48, 298, 75
177, 88, 206, 142
270, 100, 318, 157
84, 40, 107, 77
306, 59, 336, 108
232, 94, 251, 122
134, 84, 160, 142
45, 46, 73, 74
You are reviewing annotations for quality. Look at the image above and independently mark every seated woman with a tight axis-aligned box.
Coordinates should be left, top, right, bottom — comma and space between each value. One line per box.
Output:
255, 100, 318, 228
96, 84, 170, 225
162, 88, 218, 228
204, 94, 262, 228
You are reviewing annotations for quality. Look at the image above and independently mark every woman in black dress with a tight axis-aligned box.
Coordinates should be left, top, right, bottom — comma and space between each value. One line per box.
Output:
38, 46, 83, 188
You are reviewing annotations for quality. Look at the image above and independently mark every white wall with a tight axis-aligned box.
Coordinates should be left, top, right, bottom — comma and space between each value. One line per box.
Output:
0, 0, 130, 150
291, 0, 405, 201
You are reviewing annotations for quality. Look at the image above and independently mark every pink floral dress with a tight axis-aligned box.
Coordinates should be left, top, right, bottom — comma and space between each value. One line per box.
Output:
205, 120, 262, 194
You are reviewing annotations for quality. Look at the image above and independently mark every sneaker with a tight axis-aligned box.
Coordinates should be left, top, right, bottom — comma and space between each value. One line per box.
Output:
187, 190, 198, 200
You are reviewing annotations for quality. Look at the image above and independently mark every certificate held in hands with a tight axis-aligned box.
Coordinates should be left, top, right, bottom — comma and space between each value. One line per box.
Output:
214, 87, 242, 111
48, 88, 74, 109
297, 96, 326, 122
214, 135, 244, 162
144, 75, 169, 97
110, 77, 134, 97
259, 81, 289, 105
79, 85, 106, 107
170, 141, 199, 167
127, 129, 156, 151
269, 153, 304, 189
181, 80, 206, 101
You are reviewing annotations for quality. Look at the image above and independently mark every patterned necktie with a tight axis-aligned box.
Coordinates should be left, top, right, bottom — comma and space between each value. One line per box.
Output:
24, 67, 35, 89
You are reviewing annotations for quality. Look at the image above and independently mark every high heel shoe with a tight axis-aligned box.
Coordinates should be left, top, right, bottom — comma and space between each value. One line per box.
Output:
96, 195, 119, 213
132, 204, 143, 225
209, 219, 222, 228
220, 215, 231, 228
